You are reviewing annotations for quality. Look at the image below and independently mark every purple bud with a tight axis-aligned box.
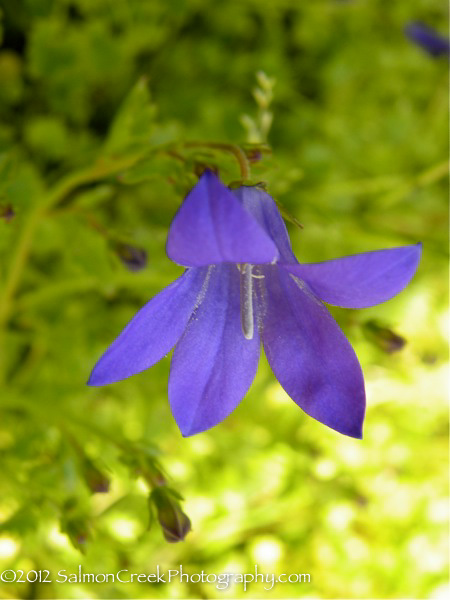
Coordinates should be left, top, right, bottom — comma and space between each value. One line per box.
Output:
151, 488, 191, 543
114, 242, 147, 272
62, 518, 90, 553
83, 459, 110, 493
405, 22, 450, 58
0, 204, 15, 222
246, 149, 263, 163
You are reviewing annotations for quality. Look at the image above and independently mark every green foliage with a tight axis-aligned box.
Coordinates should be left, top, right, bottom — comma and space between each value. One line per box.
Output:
0, 0, 448, 599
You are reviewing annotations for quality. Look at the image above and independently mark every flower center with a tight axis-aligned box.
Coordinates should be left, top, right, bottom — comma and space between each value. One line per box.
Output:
239, 263, 254, 340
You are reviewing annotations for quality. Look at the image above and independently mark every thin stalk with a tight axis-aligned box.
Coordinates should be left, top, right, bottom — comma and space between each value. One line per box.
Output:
183, 142, 251, 180
0, 152, 145, 329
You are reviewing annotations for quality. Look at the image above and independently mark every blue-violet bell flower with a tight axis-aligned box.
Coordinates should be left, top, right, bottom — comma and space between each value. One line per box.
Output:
88, 171, 421, 439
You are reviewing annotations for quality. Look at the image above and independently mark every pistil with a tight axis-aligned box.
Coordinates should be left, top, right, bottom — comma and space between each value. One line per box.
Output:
239, 263, 254, 340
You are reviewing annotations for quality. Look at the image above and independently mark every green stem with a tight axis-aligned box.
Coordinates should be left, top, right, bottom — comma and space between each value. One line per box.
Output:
0, 152, 147, 384
15, 272, 164, 314
183, 141, 251, 179
0, 152, 145, 329
415, 159, 449, 187
308, 159, 449, 200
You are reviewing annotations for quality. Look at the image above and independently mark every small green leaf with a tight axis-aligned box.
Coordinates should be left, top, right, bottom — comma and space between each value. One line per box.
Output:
104, 78, 156, 156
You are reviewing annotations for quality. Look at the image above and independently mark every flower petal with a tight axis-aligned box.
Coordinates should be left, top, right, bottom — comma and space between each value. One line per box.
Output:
260, 267, 365, 438
232, 185, 298, 264
283, 244, 421, 308
168, 264, 260, 436
166, 171, 278, 267
88, 268, 209, 385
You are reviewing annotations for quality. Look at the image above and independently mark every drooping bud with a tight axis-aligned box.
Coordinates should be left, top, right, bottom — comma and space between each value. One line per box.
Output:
114, 242, 147, 272
0, 204, 15, 222
62, 519, 90, 553
82, 457, 110, 493
245, 149, 263, 163
363, 319, 406, 354
60, 499, 91, 553
150, 487, 191, 543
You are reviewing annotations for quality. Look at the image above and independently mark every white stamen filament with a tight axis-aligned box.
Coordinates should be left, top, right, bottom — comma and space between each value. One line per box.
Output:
240, 263, 254, 340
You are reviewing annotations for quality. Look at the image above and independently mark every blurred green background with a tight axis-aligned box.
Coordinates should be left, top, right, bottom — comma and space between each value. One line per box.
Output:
0, 0, 448, 598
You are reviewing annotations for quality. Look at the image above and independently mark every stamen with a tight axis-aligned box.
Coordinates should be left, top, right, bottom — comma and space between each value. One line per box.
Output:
240, 263, 254, 340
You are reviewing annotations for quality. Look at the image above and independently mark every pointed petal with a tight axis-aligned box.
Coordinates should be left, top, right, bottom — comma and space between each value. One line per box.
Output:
88, 268, 209, 385
166, 171, 278, 267
232, 185, 298, 264
168, 264, 260, 436
283, 244, 422, 308
260, 268, 365, 438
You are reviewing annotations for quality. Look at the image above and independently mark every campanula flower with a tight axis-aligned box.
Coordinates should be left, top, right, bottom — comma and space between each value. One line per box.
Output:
405, 22, 450, 57
88, 171, 421, 439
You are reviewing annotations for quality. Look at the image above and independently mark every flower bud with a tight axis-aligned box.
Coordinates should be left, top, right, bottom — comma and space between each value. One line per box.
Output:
0, 203, 15, 222
245, 149, 263, 163
63, 519, 90, 553
114, 242, 147, 272
82, 458, 110, 493
363, 319, 406, 354
150, 488, 191, 543
60, 499, 91, 553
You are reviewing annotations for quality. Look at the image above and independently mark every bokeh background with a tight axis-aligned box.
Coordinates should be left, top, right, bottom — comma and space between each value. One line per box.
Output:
0, 1, 448, 598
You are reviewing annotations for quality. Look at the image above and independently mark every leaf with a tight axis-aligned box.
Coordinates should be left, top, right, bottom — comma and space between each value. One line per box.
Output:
103, 78, 156, 156
0, 151, 44, 210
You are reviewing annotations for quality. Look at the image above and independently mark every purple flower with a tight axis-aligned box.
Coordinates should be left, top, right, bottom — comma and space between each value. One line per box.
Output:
405, 22, 450, 57
88, 171, 421, 439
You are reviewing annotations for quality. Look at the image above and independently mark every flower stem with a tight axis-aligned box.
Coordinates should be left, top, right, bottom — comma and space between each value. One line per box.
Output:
183, 142, 251, 180
0, 153, 145, 329
0, 152, 147, 383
